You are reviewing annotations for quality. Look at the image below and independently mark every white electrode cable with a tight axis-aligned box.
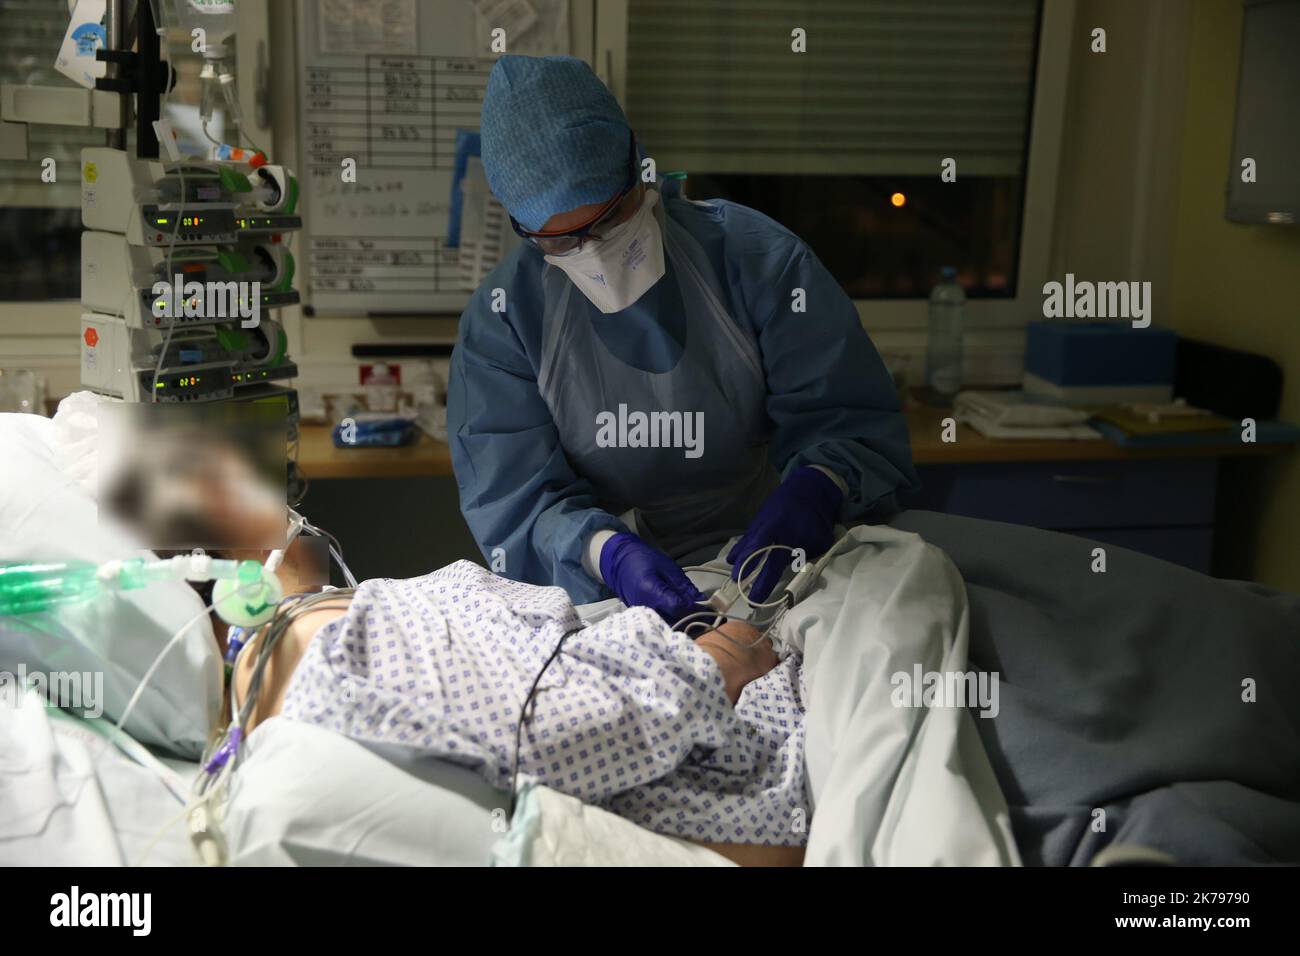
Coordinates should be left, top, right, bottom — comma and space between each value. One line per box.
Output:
111, 590, 230, 744
673, 532, 856, 650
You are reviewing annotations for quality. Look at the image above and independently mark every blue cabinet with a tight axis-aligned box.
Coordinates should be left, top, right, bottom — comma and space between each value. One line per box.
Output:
908, 458, 1218, 573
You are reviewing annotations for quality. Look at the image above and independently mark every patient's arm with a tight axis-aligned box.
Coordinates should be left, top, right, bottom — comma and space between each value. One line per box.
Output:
690, 620, 800, 866
694, 619, 779, 704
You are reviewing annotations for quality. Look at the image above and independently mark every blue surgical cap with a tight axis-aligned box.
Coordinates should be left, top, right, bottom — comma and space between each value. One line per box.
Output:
480, 55, 631, 232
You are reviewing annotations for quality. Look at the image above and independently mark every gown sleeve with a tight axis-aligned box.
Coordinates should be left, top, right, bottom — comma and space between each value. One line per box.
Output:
447, 281, 628, 603
725, 207, 920, 520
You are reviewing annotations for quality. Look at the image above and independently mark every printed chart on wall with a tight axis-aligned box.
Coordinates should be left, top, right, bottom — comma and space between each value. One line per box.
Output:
296, 0, 569, 315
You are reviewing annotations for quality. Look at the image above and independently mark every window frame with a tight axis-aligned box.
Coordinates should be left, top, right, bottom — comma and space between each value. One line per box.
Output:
600, 0, 1078, 378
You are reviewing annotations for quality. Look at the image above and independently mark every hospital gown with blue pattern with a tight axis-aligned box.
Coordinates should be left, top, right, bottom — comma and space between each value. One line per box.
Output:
280, 561, 808, 846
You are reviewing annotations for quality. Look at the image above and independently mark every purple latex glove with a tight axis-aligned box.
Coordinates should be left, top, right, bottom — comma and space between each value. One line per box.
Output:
599, 532, 708, 625
727, 466, 844, 602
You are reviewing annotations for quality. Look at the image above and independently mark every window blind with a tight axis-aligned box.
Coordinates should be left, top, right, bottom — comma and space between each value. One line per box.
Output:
625, 0, 1040, 177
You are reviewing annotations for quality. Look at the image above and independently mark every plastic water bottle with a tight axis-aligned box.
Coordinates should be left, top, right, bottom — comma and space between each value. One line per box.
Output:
926, 267, 965, 400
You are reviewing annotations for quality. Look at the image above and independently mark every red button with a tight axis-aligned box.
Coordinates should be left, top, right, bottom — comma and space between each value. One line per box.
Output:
84, 327, 99, 348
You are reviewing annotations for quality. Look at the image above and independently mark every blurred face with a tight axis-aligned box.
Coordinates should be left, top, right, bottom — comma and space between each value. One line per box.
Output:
99, 404, 287, 552
194, 442, 288, 547
107, 435, 286, 550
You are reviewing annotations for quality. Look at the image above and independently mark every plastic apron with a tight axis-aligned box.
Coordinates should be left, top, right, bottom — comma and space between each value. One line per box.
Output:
536, 195, 779, 563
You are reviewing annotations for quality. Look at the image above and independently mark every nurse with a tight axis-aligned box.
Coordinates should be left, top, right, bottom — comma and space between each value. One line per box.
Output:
448, 55, 918, 623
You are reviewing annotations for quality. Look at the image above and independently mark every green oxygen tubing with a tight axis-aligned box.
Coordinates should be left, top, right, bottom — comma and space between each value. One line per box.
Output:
0, 553, 283, 627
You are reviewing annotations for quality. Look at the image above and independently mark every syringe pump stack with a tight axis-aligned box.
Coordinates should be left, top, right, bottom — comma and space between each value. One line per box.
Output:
78, 147, 303, 409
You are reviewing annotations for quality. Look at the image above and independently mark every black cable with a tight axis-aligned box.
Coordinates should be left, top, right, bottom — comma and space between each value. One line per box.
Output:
301, 523, 350, 584
507, 626, 582, 821
287, 459, 308, 508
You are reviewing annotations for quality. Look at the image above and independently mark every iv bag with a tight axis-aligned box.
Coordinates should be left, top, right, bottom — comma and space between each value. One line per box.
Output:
150, 0, 237, 54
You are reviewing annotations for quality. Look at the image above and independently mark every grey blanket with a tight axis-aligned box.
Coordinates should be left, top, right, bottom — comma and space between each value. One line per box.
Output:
891, 511, 1300, 866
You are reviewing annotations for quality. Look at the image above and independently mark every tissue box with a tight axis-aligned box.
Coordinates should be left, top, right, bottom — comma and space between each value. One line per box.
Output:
1024, 321, 1176, 404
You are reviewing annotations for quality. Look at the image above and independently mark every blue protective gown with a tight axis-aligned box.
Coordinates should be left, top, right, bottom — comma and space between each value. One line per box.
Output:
448, 185, 918, 603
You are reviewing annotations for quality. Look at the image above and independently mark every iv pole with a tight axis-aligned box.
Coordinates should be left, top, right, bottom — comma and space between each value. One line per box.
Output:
95, 0, 168, 159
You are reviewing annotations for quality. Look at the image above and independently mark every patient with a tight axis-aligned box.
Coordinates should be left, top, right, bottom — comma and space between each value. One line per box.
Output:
228, 542, 806, 867
121, 463, 806, 866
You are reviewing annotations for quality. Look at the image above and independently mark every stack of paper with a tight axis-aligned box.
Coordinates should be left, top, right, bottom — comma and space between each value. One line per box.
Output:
954, 390, 1101, 440
1091, 402, 1229, 436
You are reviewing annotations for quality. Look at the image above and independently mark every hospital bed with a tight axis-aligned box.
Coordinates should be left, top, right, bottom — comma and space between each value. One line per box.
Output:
0, 395, 739, 867
0, 516, 996, 868
1, 686, 736, 866
3, 396, 1299, 866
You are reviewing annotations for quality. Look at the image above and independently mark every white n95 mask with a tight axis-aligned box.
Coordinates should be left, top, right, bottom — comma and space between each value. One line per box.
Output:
545, 189, 666, 314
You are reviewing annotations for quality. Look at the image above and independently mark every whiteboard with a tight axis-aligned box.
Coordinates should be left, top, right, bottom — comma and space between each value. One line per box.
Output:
295, 0, 569, 316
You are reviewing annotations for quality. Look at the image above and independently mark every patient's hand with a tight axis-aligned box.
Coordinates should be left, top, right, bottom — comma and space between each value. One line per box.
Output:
695, 620, 779, 705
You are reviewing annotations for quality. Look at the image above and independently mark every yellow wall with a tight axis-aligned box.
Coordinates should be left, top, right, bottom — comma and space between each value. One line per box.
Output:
1168, 0, 1300, 590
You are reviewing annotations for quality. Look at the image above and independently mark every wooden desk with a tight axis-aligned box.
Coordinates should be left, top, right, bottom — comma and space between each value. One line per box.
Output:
296, 423, 454, 479
902, 402, 1281, 464
295, 406, 1282, 480
294, 408, 1292, 577
903, 401, 1294, 574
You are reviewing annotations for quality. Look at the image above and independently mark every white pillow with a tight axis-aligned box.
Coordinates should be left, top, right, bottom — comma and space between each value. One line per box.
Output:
48, 390, 102, 497
0, 405, 222, 758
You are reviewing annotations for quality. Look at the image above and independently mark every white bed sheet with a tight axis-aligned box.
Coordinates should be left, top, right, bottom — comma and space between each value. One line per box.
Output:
783, 523, 1020, 865
0, 690, 197, 866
